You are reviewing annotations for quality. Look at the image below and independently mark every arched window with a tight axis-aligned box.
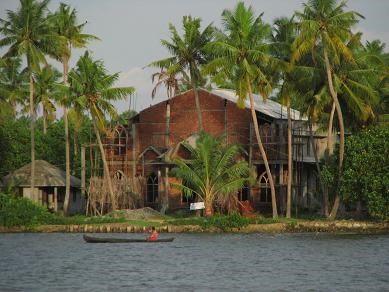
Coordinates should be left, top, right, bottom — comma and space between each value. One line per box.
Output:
259, 172, 271, 203
146, 173, 159, 203
114, 126, 127, 155
114, 170, 126, 180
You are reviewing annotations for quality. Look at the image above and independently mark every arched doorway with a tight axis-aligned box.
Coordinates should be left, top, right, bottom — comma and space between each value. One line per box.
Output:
258, 171, 271, 204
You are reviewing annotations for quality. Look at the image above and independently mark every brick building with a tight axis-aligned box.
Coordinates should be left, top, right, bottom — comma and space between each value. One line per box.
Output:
104, 88, 330, 214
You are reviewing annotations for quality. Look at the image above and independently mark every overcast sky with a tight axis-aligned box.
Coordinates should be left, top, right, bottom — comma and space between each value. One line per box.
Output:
1, 0, 388, 114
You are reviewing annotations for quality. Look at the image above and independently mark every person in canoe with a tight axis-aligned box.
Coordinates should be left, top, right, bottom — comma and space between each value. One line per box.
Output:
148, 226, 158, 241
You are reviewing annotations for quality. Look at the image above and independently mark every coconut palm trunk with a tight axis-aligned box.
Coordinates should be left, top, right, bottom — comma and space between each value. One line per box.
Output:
29, 67, 36, 200
308, 122, 326, 215
43, 107, 48, 134
286, 96, 292, 218
247, 78, 278, 218
191, 80, 203, 132
323, 49, 345, 220
62, 56, 71, 214
323, 102, 336, 217
204, 194, 213, 217
91, 114, 117, 211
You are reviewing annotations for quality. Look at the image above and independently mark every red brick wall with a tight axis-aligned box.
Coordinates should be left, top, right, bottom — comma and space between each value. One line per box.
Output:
138, 89, 251, 151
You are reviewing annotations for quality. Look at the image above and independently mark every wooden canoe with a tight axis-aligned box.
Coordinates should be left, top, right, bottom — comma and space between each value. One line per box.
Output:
83, 234, 175, 243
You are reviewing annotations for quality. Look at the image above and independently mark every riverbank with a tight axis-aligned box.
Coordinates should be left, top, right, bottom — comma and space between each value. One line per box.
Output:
1, 220, 388, 234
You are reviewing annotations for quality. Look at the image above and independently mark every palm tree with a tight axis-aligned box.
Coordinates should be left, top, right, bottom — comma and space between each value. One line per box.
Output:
359, 40, 388, 117
68, 51, 135, 211
0, 0, 58, 195
204, 2, 278, 218
149, 16, 213, 132
171, 132, 251, 216
52, 2, 98, 214
332, 34, 379, 129
0, 57, 28, 120
151, 69, 182, 99
33, 65, 62, 134
292, 0, 363, 219
271, 17, 297, 218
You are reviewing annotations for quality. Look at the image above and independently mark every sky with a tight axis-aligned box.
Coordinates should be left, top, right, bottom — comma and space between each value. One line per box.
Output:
1, 0, 389, 115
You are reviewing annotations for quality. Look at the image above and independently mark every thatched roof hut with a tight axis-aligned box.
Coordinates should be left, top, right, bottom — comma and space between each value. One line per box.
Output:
3, 160, 81, 187
2, 160, 83, 215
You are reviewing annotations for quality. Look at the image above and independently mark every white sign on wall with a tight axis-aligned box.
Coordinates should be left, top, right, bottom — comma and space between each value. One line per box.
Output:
190, 202, 205, 210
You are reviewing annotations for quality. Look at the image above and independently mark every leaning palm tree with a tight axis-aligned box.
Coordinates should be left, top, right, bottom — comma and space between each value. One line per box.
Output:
68, 51, 135, 211
298, 33, 379, 217
171, 132, 251, 217
0, 0, 58, 194
52, 2, 99, 214
204, 2, 278, 218
292, 0, 363, 219
148, 16, 213, 132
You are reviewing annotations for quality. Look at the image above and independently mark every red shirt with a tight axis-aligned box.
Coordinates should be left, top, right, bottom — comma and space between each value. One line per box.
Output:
148, 231, 158, 241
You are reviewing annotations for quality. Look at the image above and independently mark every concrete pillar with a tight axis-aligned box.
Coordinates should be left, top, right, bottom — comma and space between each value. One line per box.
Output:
54, 187, 58, 212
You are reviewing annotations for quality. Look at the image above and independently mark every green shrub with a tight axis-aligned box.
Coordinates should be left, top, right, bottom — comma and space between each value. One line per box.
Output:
202, 213, 251, 231
341, 125, 389, 220
0, 193, 54, 228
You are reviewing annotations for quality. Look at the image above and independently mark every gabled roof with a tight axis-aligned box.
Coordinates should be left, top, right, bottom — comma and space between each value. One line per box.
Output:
159, 134, 198, 162
210, 89, 307, 121
2, 160, 81, 188
138, 146, 162, 160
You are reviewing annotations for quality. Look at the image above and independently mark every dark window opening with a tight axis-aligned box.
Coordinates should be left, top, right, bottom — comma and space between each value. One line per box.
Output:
146, 173, 159, 203
72, 191, 77, 202
238, 186, 249, 201
182, 191, 196, 204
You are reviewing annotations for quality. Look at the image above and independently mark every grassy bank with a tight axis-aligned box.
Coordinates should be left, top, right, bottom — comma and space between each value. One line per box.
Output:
1, 193, 388, 234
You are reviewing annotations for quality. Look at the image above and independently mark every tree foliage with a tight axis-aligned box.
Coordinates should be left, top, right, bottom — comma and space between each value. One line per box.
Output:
340, 125, 389, 219
0, 116, 95, 180
171, 132, 252, 216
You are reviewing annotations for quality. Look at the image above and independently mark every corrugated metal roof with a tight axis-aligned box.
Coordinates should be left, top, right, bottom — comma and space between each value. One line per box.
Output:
210, 89, 307, 121
2, 160, 81, 188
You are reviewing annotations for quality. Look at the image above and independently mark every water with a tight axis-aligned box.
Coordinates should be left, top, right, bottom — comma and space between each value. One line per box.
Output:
0, 233, 388, 291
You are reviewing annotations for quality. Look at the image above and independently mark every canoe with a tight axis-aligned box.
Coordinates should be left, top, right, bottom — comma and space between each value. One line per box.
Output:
83, 234, 175, 243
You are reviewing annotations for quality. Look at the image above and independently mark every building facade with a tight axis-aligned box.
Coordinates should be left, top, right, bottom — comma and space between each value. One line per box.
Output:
104, 89, 332, 214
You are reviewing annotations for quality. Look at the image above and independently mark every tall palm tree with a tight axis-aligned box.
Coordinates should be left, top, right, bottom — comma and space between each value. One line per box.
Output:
68, 51, 135, 211
33, 65, 62, 134
171, 132, 251, 217
204, 2, 278, 218
295, 32, 379, 217
149, 16, 213, 132
0, 0, 58, 195
292, 0, 363, 219
271, 17, 297, 218
52, 3, 99, 214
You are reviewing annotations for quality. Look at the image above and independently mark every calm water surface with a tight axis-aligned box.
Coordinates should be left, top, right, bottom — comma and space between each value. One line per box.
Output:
0, 233, 388, 291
